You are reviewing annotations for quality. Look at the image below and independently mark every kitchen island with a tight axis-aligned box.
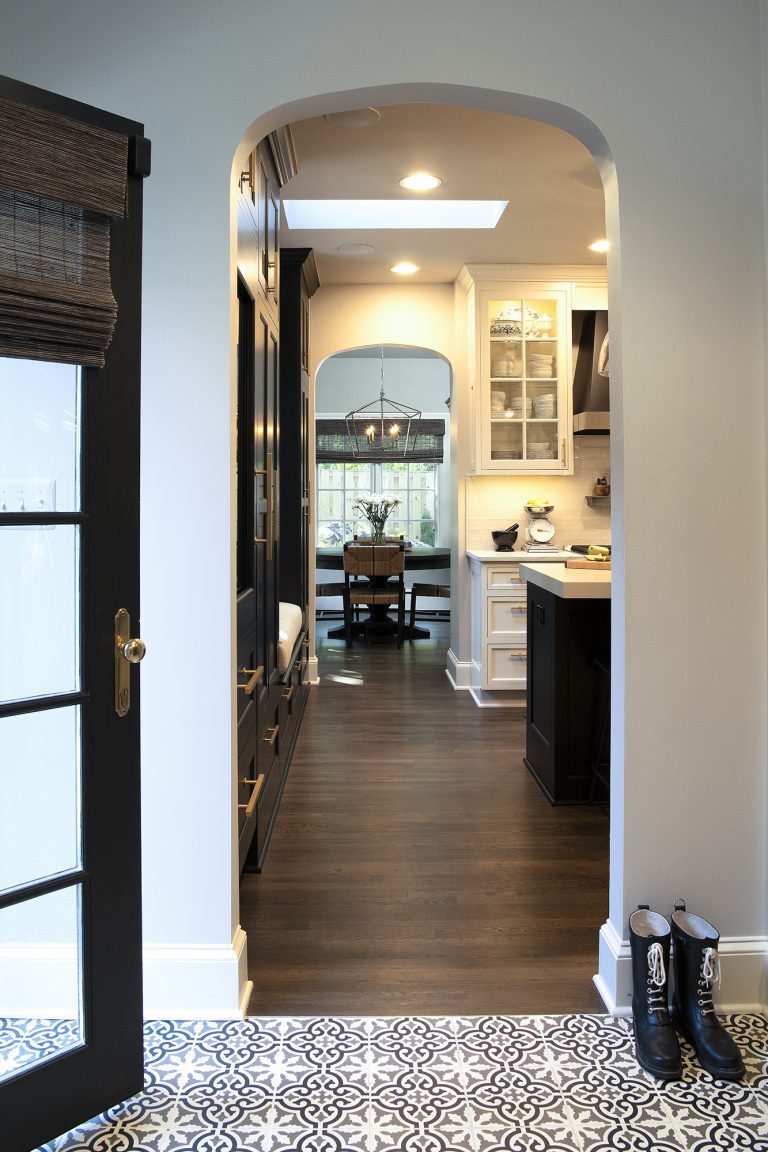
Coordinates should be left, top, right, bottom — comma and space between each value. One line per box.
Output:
520, 562, 611, 805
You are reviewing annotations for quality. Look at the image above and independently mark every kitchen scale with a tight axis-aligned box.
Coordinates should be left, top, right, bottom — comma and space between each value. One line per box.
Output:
525, 503, 556, 545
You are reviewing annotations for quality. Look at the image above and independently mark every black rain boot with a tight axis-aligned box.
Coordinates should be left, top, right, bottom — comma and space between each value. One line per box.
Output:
670, 900, 746, 1081
629, 905, 682, 1080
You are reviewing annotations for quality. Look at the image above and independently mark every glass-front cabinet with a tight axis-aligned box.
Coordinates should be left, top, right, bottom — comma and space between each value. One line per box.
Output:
477, 282, 571, 473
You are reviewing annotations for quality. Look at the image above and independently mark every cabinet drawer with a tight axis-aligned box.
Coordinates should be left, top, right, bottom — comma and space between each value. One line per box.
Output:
486, 565, 527, 591
486, 644, 527, 689
487, 597, 527, 639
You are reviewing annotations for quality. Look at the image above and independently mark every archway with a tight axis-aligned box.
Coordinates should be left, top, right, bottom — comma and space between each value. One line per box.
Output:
232, 85, 622, 1014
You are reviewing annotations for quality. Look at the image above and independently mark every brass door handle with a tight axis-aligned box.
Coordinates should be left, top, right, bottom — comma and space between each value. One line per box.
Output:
253, 451, 275, 559
236, 666, 263, 693
114, 608, 146, 717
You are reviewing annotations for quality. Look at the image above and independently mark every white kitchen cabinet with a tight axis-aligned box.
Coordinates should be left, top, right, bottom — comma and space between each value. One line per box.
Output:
467, 551, 571, 706
474, 279, 571, 474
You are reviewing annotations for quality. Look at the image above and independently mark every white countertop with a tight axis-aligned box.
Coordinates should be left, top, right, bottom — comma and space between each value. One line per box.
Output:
519, 562, 611, 599
466, 549, 572, 563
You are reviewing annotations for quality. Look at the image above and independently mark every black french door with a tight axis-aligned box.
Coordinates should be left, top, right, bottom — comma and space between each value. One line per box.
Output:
0, 77, 146, 1151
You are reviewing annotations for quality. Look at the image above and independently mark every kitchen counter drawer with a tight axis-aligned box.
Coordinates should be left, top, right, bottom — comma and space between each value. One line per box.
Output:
487, 596, 527, 639
486, 564, 528, 591
486, 643, 527, 689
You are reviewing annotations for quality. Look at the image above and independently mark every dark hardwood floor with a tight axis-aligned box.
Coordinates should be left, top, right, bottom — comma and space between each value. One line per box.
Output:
240, 619, 609, 1016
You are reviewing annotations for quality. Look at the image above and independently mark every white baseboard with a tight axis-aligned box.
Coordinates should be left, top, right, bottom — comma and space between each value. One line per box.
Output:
595, 919, 768, 1017
469, 687, 526, 708
142, 925, 251, 1019
445, 649, 471, 690
308, 654, 319, 685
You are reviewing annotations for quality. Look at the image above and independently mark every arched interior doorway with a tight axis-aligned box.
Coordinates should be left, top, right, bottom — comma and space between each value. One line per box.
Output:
231, 87, 620, 1014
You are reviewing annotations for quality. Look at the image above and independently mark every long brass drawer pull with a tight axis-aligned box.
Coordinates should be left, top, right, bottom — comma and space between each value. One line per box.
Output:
508, 605, 526, 612
238, 773, 265, 818
236, 666, 263, 693
282, 685, 294, 702
509, 649, 527, 657
263, 724, 279, 747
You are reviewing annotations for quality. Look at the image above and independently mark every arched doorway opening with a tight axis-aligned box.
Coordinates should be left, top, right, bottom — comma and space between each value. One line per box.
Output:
231, 85, 621, 1015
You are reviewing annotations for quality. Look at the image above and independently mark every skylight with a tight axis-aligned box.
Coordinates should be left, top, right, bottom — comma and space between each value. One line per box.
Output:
283, 199, 508, 230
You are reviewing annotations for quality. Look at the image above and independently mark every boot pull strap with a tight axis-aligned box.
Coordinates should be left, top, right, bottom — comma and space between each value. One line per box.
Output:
673, 898, 686, 913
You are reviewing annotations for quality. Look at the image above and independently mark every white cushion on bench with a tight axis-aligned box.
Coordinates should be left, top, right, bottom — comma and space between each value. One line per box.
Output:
278, 601, 303, 675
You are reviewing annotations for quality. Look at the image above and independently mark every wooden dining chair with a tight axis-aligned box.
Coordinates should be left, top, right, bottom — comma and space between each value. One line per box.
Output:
342, 543, 406, 647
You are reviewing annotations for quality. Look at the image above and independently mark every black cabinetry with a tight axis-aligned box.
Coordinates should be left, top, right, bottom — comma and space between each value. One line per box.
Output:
524, 582, 610, 804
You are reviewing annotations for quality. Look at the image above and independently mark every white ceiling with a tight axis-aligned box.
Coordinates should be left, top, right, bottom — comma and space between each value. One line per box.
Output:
280, 102, 607, 286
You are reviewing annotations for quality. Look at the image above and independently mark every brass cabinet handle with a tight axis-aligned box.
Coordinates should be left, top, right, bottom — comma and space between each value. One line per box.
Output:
282, 685, 294, 702
238, 773, 265, 818
263, 724, 279, 747
508, 649, 527, 657
253, 451, 275, 559
236, 666, 263, 693
507, 604, 527, 613
562, 437, 567, 469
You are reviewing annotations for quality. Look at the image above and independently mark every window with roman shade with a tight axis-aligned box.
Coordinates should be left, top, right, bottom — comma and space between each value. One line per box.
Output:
0, 97, 129, 367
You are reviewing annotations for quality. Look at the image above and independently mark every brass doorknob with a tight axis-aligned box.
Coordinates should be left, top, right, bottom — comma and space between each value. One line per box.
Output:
121, 637, 146, 663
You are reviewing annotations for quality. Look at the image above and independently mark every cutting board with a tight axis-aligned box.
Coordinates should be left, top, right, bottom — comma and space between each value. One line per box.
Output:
566, 558, 611, 570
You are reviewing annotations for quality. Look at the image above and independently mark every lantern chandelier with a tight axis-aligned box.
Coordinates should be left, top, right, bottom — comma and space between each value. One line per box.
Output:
345, 346, 422, 458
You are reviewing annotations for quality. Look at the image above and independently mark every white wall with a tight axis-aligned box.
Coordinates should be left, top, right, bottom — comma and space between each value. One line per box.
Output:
1, 0, 765, 1016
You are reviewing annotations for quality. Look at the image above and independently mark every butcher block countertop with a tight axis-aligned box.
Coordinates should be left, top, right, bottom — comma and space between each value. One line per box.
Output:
519, 562, 612, 599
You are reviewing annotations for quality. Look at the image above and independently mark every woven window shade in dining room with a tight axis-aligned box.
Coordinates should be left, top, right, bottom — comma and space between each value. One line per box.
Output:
0, 96, 129, 367
316, 418, 445, 464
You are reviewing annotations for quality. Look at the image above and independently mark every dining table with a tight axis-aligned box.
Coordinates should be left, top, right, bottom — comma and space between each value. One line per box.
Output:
316, 546, 450, 640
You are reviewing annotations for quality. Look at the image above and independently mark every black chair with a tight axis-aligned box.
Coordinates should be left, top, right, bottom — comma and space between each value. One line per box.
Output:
408, 582, 450, 631
342, 543, 406, 647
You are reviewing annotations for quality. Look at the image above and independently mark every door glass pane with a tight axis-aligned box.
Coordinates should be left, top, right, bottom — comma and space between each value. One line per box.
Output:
0, 886, 84, 1079
0, 359, 81, 514
0, 707, 81, 892
0, 526, 81, 704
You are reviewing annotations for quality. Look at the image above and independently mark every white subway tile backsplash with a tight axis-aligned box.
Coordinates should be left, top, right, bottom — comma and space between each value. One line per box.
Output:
466, 438, 612, 550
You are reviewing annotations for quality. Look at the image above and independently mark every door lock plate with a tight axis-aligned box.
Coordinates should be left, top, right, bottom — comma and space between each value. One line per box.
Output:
115, 608, 146, 717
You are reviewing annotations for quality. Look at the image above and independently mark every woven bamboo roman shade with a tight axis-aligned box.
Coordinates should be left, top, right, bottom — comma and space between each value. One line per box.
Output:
316, 418, 445, 464
0, 97, 129, 367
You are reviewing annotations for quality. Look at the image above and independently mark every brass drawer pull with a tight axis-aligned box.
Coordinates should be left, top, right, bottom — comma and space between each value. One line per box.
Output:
263, 724, 279, 747
236, 666, 263, 693
509, 649, 527, 657
508, 604, 526, 612
282, 685, 294, 702
238, 773, 265, 818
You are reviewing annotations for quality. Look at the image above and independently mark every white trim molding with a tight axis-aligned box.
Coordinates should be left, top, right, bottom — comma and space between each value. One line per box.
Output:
445, 649, 471, 690
595, 919, 768, 1017
142, 925, 251, 1019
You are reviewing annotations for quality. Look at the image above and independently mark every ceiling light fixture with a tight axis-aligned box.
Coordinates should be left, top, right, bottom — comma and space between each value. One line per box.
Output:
588, 239, 610, 253
283, 199, 508, 229
345, 346, 421, 459
399, 172, 441, 192
391, 261, 419, 275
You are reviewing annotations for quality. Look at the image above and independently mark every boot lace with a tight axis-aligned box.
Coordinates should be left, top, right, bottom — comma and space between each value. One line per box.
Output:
646, 942, 667, 1012
697, 946, 720, 1017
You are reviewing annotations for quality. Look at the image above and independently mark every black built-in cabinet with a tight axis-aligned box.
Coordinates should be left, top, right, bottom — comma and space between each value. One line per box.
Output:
235, 145, 315, 871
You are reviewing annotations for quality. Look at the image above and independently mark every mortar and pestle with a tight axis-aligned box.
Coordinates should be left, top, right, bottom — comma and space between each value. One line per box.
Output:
491, 523, 519, 551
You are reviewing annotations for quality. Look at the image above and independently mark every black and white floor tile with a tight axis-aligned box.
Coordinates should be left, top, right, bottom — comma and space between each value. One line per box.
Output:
33, 1013, 768, 1151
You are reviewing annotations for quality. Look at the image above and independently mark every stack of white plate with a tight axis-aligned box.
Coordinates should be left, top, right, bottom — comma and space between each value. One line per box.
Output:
529, 353, 555, 378
528, 441, 557, 459
491, 388, 506, 416
533, 393, 556, 418
507, 396, 533, 418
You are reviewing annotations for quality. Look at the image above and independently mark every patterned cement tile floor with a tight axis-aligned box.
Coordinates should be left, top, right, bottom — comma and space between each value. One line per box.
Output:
35, 1013, 768, 1152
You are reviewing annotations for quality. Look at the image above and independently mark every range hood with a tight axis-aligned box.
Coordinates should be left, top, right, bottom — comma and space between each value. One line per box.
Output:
572, 310, 610, 434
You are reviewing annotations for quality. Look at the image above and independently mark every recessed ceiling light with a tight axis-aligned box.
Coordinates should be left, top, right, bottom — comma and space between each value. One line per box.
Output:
283, 200, 508, 229
399, 172, 442, 192
324, 108, 381, 129
588, 239, 610, 253
337, 243, 375, 255
391, 262, 420, 275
